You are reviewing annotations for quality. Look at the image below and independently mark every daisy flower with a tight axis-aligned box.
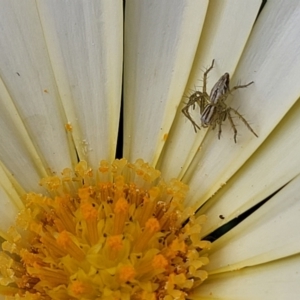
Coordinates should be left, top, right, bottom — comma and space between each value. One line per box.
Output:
0, 1, 300, 299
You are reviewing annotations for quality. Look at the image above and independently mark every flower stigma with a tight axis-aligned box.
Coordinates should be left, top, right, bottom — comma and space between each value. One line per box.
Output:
0, 159, 211, 299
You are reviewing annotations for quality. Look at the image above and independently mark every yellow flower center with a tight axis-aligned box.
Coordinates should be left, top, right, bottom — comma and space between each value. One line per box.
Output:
0, 159, 210, 300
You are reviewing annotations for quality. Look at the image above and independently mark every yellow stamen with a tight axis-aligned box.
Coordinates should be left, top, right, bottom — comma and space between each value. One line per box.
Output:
81, 202, 99, 245
152, 254, 168, 269
118, 265, 136, 283
113, 197, 129, 235
106, 235, 124, 261
0, 159, 210, 299
133, 217, 160, 253
56, 231, 86, 261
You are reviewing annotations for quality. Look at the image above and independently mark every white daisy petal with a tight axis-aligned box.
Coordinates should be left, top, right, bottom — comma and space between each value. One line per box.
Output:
0, 163, 24, 210
1, 1, 300, 299
123, 0, 208, 165
37, 1, 123, 168
200, 97, 300, 236
183, 0, 300, 206
0, 78, 48, 191
193, 254, 300, 299
0, 188, 19, 239
203, 175, 300, 274
0, 164, 24, 237
0, 1, 74, 174
157, 0, 262, 179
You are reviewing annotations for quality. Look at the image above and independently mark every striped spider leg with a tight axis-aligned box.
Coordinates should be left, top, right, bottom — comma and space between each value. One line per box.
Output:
201, 73, 258, 143
181, 60, 215, 132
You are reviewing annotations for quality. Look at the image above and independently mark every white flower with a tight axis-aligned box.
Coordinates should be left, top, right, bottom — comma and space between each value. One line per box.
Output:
0, 1, 300, 299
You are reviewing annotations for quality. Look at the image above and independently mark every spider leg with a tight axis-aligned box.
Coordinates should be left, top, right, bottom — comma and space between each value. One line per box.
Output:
217, 120, 222, 140
217, 81, 254, 103
229, 81, 254, 93
182, 91, 203, 132
202, 59, 215, 94
182, 105, 201, 132
227, 109, 238, 143
217, 111, 227, 140
211, 119, 217, 130
199, 94, 210, 114
229, 107, 258, 138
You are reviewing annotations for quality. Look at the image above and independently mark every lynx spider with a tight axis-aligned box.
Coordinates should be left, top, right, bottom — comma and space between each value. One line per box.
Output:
182, 59, 258, 143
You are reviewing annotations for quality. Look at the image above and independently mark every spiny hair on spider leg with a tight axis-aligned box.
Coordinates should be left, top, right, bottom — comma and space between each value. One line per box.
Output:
229, 108, 250, 119
195, 77, 204, 85
190, 84, 202, 92
231, 112, 256, 126
182, 89, 200, 101
181, 95, 193, 105
200, 60, 215, 73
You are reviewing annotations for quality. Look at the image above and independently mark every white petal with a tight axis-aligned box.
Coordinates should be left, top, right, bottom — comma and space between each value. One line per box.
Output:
183, 1, 300, 206
193, 254, 300, 299
0, 79, 47, 191
200, 97, 300, 236
0, 1, 74, 173
157, 0, 261, 179
37, 1, 123, 168
123, 0, 209, 165
0, 163, 24, 210
202, 175, 300, 274
0, 188, 19, 238
0, 164, 24, 237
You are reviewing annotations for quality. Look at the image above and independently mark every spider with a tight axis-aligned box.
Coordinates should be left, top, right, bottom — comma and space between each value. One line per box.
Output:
182, 60, 258, 142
